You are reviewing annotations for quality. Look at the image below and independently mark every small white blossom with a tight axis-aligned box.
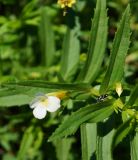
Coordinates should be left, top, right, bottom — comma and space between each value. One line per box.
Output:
30, 94, 61, 119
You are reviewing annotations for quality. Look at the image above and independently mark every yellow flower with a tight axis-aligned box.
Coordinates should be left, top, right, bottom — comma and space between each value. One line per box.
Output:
58, 0, 76, 8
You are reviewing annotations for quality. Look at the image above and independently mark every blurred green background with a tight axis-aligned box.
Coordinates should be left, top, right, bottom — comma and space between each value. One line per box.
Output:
0, 0, 138, 159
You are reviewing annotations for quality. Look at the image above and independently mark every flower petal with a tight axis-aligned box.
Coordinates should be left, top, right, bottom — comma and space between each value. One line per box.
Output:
46, 96, 61, 112
33, 104, 47, 119
30, 101, 39, 109
30, 94, 48, 109
29, 96, 42, 108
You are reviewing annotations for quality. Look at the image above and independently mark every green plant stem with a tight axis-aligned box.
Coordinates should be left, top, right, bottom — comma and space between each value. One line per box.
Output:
130, 132, 138, 160
96, 128, 114, 160
81, 123, 97, 160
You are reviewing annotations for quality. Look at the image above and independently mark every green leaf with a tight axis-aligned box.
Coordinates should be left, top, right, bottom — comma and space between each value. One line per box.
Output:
3, 154, 16, 160
81, 123, 97, 160
112, 117, 133, 148
78, 0, 108, 83
39, 7, 55, 66
0, 81, 91, 107
21, 0, 39, 18
130, 132, 138, 160
49, 99, 115, 141
96, 122, 115, 160
60, 17, 80, 81
17, 126, 34, 160
53, 138, 75, 160
0, 94, 32, 107
0, 80, 91, 107
2, 80, 91, 91
127, 83, 138, 107
100, 5, 131, 94
98, 132, 114, 160
0, 88, 23, 97
0, 86, 53, 107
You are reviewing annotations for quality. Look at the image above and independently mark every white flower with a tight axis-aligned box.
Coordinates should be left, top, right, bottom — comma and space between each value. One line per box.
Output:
30, 94, 61, 119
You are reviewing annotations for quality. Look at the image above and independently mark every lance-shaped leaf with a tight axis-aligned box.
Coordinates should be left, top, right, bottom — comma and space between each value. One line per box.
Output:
112, 117, 134, 148
100, 5, 131, 94
53, 138, 75, 160
81, 123, 97, 160
130, 132, 138, 160
96, 120, 115, 160
49, 99, 115, 141
0, 81, 91, 107
60, 17, 80, 81
78, 0, 108, 83
126, 83, 138, 107
0, 87, 53, 107
0, 94, 32, 107
0, 88, 28, 97
39, 7, 55, 66
2, 80, 91, 91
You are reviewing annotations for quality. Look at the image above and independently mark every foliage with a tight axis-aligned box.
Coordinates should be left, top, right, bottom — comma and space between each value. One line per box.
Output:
0, 0, 138, 160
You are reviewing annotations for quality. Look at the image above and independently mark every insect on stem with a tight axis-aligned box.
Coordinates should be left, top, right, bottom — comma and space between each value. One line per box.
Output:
97, 94, 108, 103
